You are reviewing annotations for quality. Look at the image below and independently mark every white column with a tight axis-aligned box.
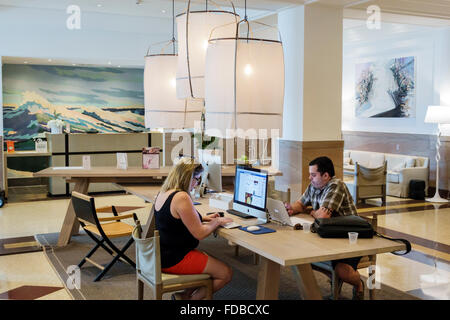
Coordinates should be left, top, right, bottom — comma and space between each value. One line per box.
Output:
278, 4, 343, 142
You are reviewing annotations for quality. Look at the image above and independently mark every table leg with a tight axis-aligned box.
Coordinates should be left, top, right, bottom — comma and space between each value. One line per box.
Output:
57, 178, 90, 247
294, 264, 323, 300
256, 257, 280, 300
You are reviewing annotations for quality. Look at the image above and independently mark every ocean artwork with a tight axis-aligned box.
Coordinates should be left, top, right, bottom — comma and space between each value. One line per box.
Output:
2, 64, 145, 142
355, 56, 415, 118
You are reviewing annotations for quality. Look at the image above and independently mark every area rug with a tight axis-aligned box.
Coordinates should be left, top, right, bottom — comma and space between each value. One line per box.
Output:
0, 236, 42, 256
36, 232, 419, 300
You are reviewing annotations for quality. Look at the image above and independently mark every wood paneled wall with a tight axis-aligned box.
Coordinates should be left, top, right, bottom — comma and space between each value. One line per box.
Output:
342, 131, 449, 193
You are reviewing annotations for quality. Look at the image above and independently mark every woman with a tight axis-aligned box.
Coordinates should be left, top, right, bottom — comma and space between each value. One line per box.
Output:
154, 157, 233, 300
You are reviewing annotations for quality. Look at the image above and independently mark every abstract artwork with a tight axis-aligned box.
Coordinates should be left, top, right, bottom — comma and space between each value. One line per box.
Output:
355, 56, 415, 118
2, 64, 145, 142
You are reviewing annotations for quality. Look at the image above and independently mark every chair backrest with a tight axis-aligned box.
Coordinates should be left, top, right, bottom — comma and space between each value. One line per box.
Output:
72, 191, 99, 226
355, 161, 387, 187
132, 225, 162, 286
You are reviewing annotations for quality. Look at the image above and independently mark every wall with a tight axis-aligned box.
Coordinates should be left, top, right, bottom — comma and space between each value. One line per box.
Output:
342, 24, 450, 136
0, 5, 170, 133
342, 23, 450, 191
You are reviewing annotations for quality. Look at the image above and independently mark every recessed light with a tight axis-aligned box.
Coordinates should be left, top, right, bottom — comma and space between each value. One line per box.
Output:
97, 4, 102, 8
162, 10, 166, 13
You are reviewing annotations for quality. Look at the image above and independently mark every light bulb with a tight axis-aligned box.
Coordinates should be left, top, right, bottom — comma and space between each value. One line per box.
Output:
244, 64, 253, 76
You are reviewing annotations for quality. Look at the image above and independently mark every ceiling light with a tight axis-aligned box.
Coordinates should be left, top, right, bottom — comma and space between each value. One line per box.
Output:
97, 4, 102, 8
204, 13, 284, 137
162, 10, 166, 13
176, 0, 239, 99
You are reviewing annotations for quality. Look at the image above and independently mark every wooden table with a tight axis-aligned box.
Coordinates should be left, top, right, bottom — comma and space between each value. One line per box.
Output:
120, 185, 406, 300
34, 166, 280, 246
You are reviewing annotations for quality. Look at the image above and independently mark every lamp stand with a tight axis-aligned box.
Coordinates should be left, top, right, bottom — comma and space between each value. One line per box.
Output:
426, 125, 448, 203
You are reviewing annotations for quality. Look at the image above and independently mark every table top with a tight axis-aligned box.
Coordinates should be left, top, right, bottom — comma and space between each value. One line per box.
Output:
119, 184, 406, 267
34, 165, 282, 178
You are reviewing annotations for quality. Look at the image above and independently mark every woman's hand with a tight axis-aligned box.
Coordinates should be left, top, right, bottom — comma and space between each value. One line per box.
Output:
213, 217, 233, 226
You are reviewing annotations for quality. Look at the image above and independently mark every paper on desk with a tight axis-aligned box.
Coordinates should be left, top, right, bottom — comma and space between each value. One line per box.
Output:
52, 166, 84, 170
290, 216, 313, 226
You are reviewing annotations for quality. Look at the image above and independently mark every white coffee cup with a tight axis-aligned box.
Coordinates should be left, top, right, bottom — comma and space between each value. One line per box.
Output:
348, 232, 358, 244
302, 222, 312, 233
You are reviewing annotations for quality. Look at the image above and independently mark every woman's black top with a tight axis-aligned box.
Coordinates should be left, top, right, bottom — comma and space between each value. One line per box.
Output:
155, 190, 203, 268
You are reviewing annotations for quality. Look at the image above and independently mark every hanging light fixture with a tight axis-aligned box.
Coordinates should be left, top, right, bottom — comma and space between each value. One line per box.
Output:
176, 0, 240, 99
144, 0, 202, 129
204, 0, 284, 138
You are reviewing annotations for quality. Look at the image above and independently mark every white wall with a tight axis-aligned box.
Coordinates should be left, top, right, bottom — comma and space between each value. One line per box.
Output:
342, 23, 450, 136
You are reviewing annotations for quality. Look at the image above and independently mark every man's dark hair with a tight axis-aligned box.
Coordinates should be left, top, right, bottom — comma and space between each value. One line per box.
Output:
309, 156, 335, 177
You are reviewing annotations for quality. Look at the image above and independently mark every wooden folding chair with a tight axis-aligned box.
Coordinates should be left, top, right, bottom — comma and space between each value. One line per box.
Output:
71, 191, 138, 282
133, 208, 213, 300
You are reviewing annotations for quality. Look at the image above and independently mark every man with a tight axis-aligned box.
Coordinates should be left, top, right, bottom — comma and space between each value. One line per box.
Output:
285, 156, 364, 300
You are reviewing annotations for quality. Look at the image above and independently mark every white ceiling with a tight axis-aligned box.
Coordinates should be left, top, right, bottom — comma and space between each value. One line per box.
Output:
2, 0, 450, 67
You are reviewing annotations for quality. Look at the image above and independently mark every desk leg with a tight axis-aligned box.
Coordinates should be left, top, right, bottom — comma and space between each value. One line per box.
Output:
294, 264, 322, 300
57, 178, 90, 247
256, 257, 280, 300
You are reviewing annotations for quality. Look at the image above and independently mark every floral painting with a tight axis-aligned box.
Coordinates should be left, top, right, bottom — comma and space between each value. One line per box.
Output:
355, 56, 415, 118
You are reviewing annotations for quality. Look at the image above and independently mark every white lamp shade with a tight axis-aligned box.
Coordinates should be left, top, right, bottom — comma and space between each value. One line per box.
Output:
204, 39, 284, 138
176, 11, 238, 99
424, 106, 450, 124
144, 55, 202, 129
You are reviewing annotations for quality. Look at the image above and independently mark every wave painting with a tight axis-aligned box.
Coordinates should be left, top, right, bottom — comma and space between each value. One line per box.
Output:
2, 64, 145, 142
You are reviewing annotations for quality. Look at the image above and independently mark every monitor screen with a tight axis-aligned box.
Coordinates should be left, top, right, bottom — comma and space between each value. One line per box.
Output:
233, 165, 268, 213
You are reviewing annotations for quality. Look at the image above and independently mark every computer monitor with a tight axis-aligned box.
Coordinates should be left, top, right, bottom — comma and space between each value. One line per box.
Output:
198, 149, 222, 193
233, 165, 269, 224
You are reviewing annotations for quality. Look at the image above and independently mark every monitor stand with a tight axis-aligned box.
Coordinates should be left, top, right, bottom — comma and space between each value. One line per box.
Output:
245, 217, 268, 226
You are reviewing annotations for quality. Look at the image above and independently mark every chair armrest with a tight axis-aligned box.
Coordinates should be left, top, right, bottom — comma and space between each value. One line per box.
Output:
398, 167, 428, 184
98, 213, 136, 222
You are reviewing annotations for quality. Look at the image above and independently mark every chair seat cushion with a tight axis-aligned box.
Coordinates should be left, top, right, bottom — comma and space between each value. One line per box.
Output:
387, 171, 400, 183
162, 272, 211, 285
85, 222, 134, 238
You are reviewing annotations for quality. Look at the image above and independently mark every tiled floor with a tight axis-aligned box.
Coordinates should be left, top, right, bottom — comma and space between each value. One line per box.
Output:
0, 193, 448, 300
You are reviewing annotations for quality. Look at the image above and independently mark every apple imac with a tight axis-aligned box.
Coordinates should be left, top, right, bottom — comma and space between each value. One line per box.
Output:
198, 149, 222, 193
232, 165, 268, 224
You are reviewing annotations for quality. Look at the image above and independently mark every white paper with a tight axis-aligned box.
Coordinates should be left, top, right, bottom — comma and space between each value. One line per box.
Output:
290, 216, 312, 226
117, 153, 128, 170
82, 155, 91, 169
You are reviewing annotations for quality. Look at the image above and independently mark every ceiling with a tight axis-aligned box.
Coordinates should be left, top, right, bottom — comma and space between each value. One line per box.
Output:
0, 0, 448, 19
1, 0, 450, 67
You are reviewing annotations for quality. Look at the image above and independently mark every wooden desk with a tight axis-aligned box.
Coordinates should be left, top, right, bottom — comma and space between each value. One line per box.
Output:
34, 165, 280, 246
119, 185, 406, 300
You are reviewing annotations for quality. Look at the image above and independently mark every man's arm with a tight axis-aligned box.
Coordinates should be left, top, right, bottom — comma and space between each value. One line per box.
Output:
310, 207, 332, 219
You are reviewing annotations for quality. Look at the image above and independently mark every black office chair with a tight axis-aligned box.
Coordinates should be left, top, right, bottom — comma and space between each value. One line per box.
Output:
71, 191, 138, 282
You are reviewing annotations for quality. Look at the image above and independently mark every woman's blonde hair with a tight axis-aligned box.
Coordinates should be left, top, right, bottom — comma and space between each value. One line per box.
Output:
161, 157, 204, 193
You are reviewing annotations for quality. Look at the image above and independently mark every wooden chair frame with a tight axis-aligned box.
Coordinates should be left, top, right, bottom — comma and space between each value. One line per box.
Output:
135, 206, 213, 300
71, 191, 138, 282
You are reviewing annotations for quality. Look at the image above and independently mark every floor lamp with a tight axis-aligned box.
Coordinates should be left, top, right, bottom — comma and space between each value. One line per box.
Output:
424, 106, 450, 203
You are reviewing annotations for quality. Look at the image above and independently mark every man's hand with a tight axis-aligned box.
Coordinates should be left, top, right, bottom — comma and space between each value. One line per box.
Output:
310, 207, 332, 219
284, 202, 294, 216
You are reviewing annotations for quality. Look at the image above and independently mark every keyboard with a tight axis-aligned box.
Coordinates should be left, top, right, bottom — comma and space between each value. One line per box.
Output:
226, 209, 255, 219
222, 222, 241, 229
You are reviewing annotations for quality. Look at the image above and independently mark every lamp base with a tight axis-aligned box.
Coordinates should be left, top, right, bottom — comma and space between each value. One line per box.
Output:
425, 194, 449, 203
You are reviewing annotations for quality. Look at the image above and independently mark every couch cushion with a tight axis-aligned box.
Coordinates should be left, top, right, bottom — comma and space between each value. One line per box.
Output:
386, 154, 408, 171
387, 171, 400, 183
405, 157, 416, 168
369, 153, 385, 168
350, 151, 372, 167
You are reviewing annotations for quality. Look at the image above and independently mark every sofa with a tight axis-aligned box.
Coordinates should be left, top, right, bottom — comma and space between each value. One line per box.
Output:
343, 150, 429, 198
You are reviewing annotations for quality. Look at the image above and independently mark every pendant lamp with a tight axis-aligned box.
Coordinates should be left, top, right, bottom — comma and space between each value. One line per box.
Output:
176, 0, 239, 99
144, 0, 202, 129
204, 11, 284, 138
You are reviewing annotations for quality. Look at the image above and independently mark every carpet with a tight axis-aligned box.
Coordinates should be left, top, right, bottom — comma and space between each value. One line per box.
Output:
36, 232, 419, 300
